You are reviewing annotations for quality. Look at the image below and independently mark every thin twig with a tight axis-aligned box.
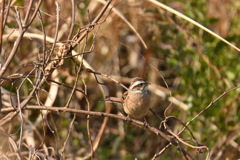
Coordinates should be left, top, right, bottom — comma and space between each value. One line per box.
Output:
15, 68, 35, 152
61, 113, 76, 157
23, 0, 33, 26
3, 0, 11, 28
0, 0, 5, 55
37, 10, 46, 66
67, 0, 75, 40
16, 88, 24, 153
83, 68, 128, 90
45, 1, 60, 64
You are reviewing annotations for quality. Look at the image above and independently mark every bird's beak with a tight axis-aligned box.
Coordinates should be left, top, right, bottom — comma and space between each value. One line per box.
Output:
145, 82, 151, 86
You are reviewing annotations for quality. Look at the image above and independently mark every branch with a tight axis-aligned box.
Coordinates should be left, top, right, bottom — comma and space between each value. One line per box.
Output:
1, 105, 178, 146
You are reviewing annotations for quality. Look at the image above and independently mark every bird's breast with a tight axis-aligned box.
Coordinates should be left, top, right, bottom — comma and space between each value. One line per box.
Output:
123, 92, 150, 118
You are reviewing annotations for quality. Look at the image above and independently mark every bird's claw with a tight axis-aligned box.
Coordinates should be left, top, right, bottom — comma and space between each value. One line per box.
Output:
143, 117, 149, 127
125, 115, 132, 122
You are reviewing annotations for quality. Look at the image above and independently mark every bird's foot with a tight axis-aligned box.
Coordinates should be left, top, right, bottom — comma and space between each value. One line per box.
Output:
125, 115, 132, 122
143, 117, 149, 127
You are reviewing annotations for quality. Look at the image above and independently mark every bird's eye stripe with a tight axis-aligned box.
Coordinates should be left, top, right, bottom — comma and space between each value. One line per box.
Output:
130, 81, 144, 90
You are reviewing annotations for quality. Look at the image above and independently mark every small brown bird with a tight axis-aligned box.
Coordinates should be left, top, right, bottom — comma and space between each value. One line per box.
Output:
122, 77, 150, 119
105, 77, 151, 122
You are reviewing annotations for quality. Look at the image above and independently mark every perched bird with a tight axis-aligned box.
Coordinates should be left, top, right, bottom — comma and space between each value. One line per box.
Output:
122, 77, 150, 119
106, 77, 151, 121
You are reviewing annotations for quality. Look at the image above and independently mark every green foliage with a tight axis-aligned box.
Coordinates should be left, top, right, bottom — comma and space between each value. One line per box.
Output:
1, 0, 240, 159
148, 0, 240, 158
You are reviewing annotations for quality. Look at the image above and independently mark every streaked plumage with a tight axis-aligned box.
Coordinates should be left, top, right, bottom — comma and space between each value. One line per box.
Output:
122, 77, 150, 118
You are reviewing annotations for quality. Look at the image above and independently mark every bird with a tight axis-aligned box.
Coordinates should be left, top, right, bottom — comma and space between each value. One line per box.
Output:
122, 77, 151, 120
106, 77, 151, 122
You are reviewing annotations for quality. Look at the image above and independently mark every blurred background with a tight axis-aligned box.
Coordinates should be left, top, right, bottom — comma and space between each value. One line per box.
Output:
1, 0, 240, 159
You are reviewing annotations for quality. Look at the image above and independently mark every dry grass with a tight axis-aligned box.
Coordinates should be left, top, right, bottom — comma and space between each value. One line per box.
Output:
0, 0, 240, 159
